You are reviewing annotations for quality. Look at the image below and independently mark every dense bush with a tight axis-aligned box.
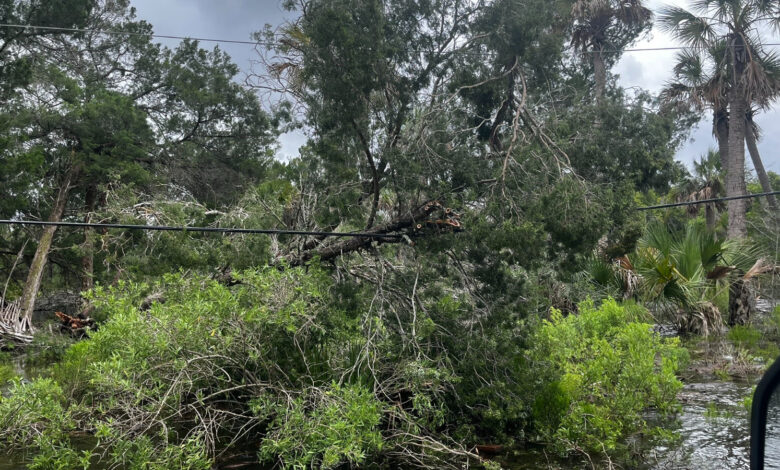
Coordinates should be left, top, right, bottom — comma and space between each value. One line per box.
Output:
0, 269, 691, 468
527, 299, 686, 454
0, 267, 471, 468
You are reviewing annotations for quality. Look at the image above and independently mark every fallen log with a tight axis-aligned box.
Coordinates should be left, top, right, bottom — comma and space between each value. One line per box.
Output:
55, 311, 95, 337
0, 298, 33, 344
283, 200, 446, 267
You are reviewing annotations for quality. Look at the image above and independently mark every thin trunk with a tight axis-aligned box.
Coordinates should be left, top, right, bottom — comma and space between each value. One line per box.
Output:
714, 108, 729, 179
745, 115, 778, 211
81, 185, 98, 292
726, 46, 748, 239
488, 56, 518, 152
705, 204, 716, 231
593, 47, 606, 104
20, 168, 78, 328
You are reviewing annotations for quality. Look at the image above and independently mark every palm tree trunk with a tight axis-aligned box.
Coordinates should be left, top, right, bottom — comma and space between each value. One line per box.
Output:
726, 66, 748, 238
728, 276, 753, 326
593, 47, 606, 104
745, 115, 778, 211
714, 108, 729, 178
19, 167, 78, 328
705, 204, 716, 231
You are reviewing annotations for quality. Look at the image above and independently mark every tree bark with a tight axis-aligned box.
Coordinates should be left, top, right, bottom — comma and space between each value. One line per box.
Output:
20, 167, 78, 328
726, 45, 748, 239
714, 108, 729, 178
593, 47, 606, 104
745, 115, 778, 211
81, 185, 97, 292
705, 204, 716, 231
728, 276, 754, 326
284, 201, 441, 267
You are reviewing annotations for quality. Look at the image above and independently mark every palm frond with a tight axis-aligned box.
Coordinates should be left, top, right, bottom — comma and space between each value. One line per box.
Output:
758, 0, 780, 34
658, 5, 715, 48
721, 238, 765, 272
638, 222, 677, 256
673, 49, 706, 83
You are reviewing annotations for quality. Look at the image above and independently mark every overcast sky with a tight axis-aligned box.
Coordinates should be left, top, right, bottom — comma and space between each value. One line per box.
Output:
131, 0, 780, 174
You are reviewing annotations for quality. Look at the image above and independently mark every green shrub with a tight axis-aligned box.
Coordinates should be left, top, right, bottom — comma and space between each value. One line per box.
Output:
28, 435, 92, 470
108, 433, 211, 470
528, 298, 686, 454
0, 378, 74, 448
258, 383, 383, 469
0, 363, 17, 385
0, 352, 17, 385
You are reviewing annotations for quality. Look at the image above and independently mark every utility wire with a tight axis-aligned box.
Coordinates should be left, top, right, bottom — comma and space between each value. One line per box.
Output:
1, 23, 779, 55
1, 193, 777, 236
0, 219, 402, 239
636, 191, 780, 211
0, 23, 271, 46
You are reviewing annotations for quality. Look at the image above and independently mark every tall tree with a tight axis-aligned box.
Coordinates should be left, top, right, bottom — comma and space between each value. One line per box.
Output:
570, 0, 652, 103
662, 43, 780, 212
661, 45, 731, 180
746, 111, 778, 210
0, 0, 93, 96
661, 0, 780, 238
3, 0, 279, 332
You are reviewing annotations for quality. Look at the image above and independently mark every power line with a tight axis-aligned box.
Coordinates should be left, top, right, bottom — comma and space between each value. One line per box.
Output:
636, 191, 780, 211
0, 23, 272, 46
1, 23, 778, 55
0, 219, 402, 240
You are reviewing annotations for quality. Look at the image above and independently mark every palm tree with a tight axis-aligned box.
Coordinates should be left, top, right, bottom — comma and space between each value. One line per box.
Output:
661, 44, 730, 178
571, 0, 652, 103
672, 150, 726, 231
662, 45, 779, 213
587, 221, 765, 334
660, 0, 780, 238
744, 46, 780, 210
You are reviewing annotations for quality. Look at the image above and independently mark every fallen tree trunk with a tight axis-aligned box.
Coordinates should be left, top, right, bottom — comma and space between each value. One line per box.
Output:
55, 311, 95, 337
283, 201, 443, 267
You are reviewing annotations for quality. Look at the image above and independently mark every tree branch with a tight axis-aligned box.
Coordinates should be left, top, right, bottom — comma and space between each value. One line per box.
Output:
283, 201, 442, 267
350, 119, 381, 230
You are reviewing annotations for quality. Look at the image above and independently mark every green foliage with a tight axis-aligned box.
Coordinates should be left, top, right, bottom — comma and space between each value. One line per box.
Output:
107, 434, 212, 470
556, 92, 687, 192
527, 299, 685, 454
0, 378, 74, 448
258, 384, 383, 469
588, 220, 764, 333
0, 363, 16, 385
28, 435, 92, 470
